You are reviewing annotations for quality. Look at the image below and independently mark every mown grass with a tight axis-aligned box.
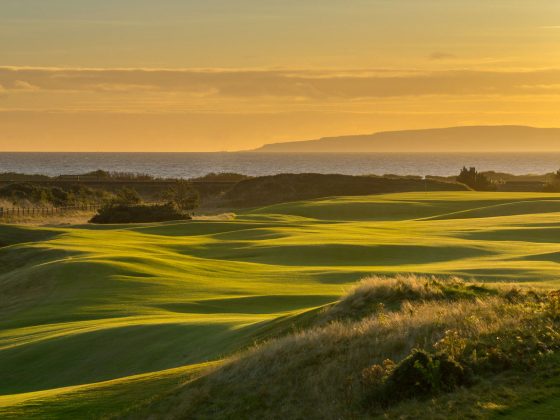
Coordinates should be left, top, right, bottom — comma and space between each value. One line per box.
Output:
2, 191, 560, 417
0, 363, 214, 420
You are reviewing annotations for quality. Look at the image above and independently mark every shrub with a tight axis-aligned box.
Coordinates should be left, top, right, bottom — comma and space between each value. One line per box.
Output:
461, 321, 560, 373
113, 187, 142, 206
543, 169, 560, 192
0, 182, 111, 206
349, 285, 560, 410
457, 167, 495, 191
89, 203, 190, 224
0, 183, 48, 205
191, 172, 251, 182
78, 169, 155, 181
162, 181, 200, 212
368, 349, 471, 406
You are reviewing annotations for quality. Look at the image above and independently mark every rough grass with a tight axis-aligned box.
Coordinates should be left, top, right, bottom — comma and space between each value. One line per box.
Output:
0, 209, 96, 225
3, 191, 560, 417
143, 276, 557, 419
320, 274, 497, 323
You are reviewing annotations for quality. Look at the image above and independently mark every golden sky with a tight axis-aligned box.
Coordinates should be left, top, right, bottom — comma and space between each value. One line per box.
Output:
1, 1, 560, 151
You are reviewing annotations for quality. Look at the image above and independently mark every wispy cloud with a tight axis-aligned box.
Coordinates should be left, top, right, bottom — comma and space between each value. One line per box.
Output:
1, 66, 560, 100
13, 80, 40, 91
429, 52, 457, 61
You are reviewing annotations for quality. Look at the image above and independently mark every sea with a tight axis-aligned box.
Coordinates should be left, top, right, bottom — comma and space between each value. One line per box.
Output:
1, 152, 559, 179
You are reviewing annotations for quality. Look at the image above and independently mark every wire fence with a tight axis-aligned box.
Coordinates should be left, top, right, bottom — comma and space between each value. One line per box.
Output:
0, 204, 103, 218
0, 202, 171, 219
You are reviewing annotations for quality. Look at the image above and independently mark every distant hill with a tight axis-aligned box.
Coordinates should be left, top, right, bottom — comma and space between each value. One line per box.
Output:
223, 173, 467, 207
251, 126, 560, 153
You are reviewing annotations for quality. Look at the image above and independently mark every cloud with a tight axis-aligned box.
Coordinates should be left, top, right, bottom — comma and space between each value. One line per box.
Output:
13, 80, 40, 91
429, 52, 457, 60
1, 66, 560, 100
88, 83, 159, 93
520, 83, 560, 91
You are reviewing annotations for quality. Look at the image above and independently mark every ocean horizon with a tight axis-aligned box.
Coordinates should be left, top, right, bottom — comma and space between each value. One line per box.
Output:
1, 152, 559, 179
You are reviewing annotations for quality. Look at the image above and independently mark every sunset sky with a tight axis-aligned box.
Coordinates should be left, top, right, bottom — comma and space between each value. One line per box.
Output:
1, 0, 560, 151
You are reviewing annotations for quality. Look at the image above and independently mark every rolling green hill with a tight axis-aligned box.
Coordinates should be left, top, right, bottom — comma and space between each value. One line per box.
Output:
3, 191, 560, 418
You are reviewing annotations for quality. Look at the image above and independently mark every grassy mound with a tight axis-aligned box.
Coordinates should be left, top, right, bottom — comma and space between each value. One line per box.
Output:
319, 275, 496, 323
144, 277, 560, 419
225, 173, 467, 207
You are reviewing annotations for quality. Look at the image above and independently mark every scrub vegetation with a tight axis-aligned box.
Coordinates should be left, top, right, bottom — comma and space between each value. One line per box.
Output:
0, 182, 112, 207
152, 277, 560, 419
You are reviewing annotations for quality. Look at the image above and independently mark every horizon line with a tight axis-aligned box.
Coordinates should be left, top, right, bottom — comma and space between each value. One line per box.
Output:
2, 125, 559, 154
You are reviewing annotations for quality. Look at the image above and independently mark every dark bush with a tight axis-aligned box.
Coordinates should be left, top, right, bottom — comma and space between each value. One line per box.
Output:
50, 187, 70, 205
78, 170, 155, 181
456, 167, 495, 191
113, 187, 142, 206
543, 169, 560, 192
190, 172, 251, 182
89, 203, 190, 224
162, 181, 199, 211
463, 323, 560, 374
368, 349, 471, 406
0, 182, 110, 206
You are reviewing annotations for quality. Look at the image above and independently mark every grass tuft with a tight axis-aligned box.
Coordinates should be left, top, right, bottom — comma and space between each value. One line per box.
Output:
320, 275, 496, 323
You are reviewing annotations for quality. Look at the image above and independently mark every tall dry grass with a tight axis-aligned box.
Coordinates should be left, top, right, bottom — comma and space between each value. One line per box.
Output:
159, 275, 541, 420
192, 212, 236, 221
0, 199, 14, 208
320, 274, 490, 323
0, 209, 95, 225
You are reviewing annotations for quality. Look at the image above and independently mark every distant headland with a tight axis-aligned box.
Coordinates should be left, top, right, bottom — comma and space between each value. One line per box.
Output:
250, 125, 560, 153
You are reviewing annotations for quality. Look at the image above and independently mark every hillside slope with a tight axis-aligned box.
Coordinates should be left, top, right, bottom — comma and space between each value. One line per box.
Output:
142, 277, 560, 419
3, 192, 560, 417
223, 173, 467, 207
253, 125, 560, 153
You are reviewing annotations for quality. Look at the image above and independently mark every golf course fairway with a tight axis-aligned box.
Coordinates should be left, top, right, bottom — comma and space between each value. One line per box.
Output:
3, 191, 560, 418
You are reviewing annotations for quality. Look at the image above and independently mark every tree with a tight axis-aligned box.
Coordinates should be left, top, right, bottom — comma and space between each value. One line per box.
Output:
456, 167, 494, 191
164, 181, 199, 212
114, 187, 142, 206
83, 169, 111, 179
543, 169, 560, 192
